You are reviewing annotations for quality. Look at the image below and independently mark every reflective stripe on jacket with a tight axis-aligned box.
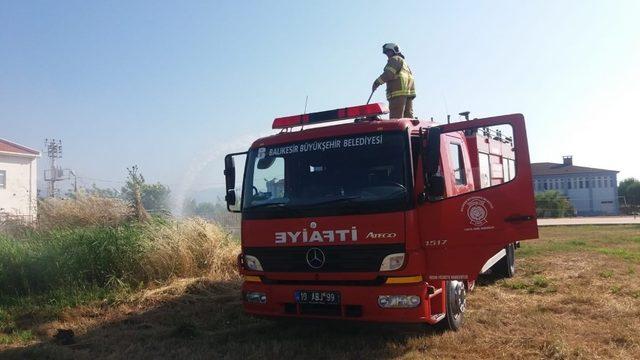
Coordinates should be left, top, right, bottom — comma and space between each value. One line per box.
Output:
375, 55, 416, 100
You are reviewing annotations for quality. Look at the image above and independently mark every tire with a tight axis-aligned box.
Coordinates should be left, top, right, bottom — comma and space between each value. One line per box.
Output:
493, 243, 516, 278
442, 280, 466, 331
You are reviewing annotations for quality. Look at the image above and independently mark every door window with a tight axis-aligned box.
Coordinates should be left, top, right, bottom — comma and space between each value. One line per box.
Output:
448, 143, 466, 185
434, 124, 517, 199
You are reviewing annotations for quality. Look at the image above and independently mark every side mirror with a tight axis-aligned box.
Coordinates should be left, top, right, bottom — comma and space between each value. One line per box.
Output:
225, 189, 236, 206
224, 152, 247, 212
425, 127, 441, 176
420, 126, 444, 201
224, 155, 236, 206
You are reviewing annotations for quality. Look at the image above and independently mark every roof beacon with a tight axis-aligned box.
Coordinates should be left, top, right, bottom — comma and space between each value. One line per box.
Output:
272, 103, 389, 129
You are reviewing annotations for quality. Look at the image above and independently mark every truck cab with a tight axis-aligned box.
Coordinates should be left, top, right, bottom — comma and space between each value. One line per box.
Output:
224, 103, 538, 330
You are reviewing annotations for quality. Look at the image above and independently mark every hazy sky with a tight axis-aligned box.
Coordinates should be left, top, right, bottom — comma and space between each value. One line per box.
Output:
2, 1, 640, 200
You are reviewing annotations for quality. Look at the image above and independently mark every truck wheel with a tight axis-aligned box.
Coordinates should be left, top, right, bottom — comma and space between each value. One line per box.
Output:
493, 243, 516, 278
442, 280, 466, 331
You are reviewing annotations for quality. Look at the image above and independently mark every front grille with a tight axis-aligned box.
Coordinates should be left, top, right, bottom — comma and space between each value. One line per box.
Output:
262, 277, 386, 286
244, 244, 404, 272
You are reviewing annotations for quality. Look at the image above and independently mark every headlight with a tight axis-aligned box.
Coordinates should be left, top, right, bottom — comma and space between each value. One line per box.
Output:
378, 295, 421, 308
244, 255, 263, 271
245, 292, 267, 304
379, 253, 405, 271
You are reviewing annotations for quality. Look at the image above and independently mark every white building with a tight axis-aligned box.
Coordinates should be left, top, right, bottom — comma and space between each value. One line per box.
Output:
0, 138, 40, 222
532, 156, 619, 216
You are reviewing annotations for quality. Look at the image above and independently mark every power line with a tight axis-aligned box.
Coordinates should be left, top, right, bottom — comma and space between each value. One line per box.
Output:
76, 175, 126, 184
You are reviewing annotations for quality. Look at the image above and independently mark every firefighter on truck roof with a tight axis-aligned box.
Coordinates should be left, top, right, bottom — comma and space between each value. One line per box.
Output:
372, 43, 416, 119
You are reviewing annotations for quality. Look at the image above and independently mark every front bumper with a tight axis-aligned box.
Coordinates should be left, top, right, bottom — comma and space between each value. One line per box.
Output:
242, 280, 437, 323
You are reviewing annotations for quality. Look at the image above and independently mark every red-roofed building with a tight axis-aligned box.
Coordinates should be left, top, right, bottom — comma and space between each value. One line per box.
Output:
0, 138, 40, 221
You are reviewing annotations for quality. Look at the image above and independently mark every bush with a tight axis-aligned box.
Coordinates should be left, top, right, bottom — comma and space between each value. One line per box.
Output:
0, 225, 145, 296
0, 219, 239, 297
536, 191, 575, 218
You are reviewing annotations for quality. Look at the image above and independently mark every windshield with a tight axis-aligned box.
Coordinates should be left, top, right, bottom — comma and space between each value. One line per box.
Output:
242, 131, 411, 219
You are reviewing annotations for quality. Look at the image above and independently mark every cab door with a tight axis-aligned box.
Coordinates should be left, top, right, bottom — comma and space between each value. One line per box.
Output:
417, 114, 538, 282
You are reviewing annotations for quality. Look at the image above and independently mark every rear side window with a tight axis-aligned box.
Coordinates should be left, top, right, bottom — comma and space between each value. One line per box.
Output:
448, 143, 466, 185
478, 153, 490, 188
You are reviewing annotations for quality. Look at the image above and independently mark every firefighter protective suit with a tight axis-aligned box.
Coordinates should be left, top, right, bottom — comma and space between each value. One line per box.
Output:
373, 55, 416, 119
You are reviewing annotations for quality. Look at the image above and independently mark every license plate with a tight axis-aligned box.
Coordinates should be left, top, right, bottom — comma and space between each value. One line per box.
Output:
295, 290, 340, 305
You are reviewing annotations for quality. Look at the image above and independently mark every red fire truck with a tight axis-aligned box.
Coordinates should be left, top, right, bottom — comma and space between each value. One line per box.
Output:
224, 103, 538, 330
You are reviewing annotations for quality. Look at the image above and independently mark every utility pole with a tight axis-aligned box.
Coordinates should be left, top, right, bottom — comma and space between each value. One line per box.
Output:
44, 139, 63, 197
69, 170, 77, 194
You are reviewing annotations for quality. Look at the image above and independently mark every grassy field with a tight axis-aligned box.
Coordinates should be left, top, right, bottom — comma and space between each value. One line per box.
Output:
1, 225, 639, 359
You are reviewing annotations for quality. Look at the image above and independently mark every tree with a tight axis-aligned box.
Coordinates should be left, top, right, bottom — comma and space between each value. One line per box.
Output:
122, 166, 149, 221
141, 183, 171, 214
535, 190, 575, 218
618, 178, 640, 214
619, 178, 640, 205
194, 201, 217, 218
182, 198, 198, 217
182, 198, 219, 219
120, 166, 172, 217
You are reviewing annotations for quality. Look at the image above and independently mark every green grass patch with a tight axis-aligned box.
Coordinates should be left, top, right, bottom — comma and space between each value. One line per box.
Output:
518, 238, 588, 257
532, 275, 550, 288
0, 329, 34, 345
503, 280, 528, 290
598, 270, 614, 278
595, 248, 640, 263
519, 226, 640, 264
0, 223, 148, 297
0, 222, 152, 345
502, 275, 556, 294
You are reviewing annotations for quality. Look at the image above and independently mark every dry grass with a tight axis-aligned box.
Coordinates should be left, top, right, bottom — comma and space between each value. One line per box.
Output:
2, 225, 639, 359
138, 219, 239, 283
38, 195, 133, 230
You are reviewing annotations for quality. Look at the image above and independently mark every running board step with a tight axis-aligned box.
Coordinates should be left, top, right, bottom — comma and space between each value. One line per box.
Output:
430, 313, 445, 322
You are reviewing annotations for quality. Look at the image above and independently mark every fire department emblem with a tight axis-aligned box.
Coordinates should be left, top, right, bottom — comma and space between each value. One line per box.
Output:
461, 196, 494, 227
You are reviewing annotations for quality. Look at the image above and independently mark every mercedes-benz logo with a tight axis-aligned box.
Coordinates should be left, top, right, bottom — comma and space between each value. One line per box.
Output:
305, 247, 325, 269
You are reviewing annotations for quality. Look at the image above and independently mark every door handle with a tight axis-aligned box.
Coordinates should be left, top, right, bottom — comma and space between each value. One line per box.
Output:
505, 215, 534, 222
